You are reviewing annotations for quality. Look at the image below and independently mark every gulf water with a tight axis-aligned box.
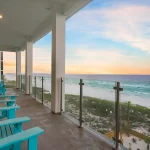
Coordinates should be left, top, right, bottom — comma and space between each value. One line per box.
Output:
5, 74, 150, 107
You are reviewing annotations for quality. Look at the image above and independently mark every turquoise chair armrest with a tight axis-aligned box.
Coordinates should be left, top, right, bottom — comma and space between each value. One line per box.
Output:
0, 100, 16, 106
0, 117, 30, 126
0, 105, 20, 119
0, 127, 44, 150
0, 100, 15, 103
0, 117, 30, 134
0, 95, 18, 100
0, 106, 20, 111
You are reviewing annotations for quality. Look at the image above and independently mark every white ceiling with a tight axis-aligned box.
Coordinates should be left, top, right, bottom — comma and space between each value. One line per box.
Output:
0, 0, 92, 52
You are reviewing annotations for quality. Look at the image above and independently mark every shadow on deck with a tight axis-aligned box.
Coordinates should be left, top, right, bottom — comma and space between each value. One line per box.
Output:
10, 89, 112, 150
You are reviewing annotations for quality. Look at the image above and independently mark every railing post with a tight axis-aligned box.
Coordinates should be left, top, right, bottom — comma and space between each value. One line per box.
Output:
34, 76, 36, 99
22, 75, 25, 91
113, 82, 123, 150
29, 75, 31, 95
41, 77, 44, 104
19, 75, 21, 89
127, 101, 130, 136
60, 77, 63, 115
21, 75, 22, 90
79, 79, 84, 128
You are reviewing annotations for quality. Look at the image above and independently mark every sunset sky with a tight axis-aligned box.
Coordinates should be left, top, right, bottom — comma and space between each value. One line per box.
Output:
4, 0, 150, 74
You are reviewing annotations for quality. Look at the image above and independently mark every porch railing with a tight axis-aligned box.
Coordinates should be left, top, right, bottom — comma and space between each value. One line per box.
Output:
64, 77, 150, 150
21, 75, 25, 91
2, 75, 16, 88
28, 75, 51, 108
20, 75, 150, 150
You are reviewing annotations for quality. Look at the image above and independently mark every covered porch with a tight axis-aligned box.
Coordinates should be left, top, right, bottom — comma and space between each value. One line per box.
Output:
0, 0, 130, 149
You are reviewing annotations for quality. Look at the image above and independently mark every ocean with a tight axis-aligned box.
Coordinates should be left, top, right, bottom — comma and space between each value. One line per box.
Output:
4, 74, 150, 107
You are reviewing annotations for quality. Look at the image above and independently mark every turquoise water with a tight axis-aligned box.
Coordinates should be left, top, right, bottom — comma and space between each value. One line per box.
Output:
4, 73, 150, 106
65, 75, 150, 99
65, 75, 150, 107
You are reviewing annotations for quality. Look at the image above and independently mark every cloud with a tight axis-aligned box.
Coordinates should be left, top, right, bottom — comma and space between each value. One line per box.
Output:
4, 61, 15, 67
33, 47, 51, 64
33, 64, 51, 73
3, 47, 51, 73
67, 46, 137, 64
67, 3, 150, 52
66, 46, 150, 74
66, 63, 150, 74
3, 46, 150, 74
99, 5, 150, 52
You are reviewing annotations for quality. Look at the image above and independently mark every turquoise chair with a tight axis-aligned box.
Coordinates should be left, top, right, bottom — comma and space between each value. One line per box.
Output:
0, 117, 44, 150
0, 83, 44, 149
0, 105, 20, 119
0, 95, 17, 107
0, 81, 4, 85
0, 81, 6, 95
0, 85, 6, 95
0, 95, 18, 101
0, 100, 15, 107
0, 95, 19, 119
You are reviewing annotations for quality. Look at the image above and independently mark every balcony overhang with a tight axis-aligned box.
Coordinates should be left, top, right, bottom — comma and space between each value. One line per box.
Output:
0, 0, 92, 52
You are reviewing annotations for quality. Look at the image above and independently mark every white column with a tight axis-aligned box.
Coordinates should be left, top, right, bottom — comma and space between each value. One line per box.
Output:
51, 8, 66, 113
16, 51, 21, 89
25, 42, 33, 94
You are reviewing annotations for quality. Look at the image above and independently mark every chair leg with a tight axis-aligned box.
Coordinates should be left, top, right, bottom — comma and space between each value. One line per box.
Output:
0, 111, 6, 119
0, 145, 12, 150
10, 96, 16, 101
28, 136, 38, 150
7, 101, 15, 106
13, 142, 21, 150
7, 110, 15, 119
14, 123, 22, 134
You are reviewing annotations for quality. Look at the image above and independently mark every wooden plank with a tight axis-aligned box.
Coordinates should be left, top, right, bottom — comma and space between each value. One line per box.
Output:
5, 125, 12, 136
1, 126, 6, 138
0, 127, 44, 148
0, 117, 30, 126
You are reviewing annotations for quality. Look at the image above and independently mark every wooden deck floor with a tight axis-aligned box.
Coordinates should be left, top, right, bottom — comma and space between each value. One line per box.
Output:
9, 89, 113, 150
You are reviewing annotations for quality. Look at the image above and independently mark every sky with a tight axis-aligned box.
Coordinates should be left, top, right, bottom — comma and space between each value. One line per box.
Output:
4, 0, 150, 74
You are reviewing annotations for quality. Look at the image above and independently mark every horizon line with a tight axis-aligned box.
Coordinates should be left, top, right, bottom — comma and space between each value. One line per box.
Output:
4, 73, 150, 75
